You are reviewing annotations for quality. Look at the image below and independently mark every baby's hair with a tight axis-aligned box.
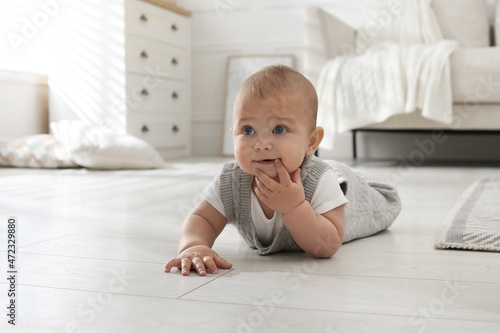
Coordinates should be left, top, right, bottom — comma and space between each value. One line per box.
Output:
238, 64, 318, 129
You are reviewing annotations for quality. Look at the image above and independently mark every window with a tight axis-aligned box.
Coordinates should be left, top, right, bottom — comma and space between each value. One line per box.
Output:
0, 0, 63, 73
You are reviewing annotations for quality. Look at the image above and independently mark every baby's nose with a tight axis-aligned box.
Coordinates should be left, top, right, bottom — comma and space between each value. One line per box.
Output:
255, 130, 272, 151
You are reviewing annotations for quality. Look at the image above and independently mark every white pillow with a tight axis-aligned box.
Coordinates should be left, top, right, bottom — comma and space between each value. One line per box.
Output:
50, 120, 165, 169
0, 134, 78, 169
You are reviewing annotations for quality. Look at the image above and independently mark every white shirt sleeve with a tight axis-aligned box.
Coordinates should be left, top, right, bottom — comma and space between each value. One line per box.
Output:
201, 171, 226, 217
310, 169, 348, 215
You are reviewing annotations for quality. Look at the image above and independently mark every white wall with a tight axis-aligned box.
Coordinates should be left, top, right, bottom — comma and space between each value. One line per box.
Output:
179, 0, 365, 158
181, 0, 500, 162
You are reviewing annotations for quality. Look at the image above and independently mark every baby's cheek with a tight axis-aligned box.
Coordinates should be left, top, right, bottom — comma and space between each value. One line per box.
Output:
233, 141, 245, 158
233, 148, 253, 173
279, 159, 295, 174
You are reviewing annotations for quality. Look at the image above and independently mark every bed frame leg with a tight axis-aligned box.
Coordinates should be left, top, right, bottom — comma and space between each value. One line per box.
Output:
352, 130, 357, 160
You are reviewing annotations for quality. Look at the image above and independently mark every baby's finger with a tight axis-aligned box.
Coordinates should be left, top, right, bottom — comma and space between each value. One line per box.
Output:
291, 168, 302, 185
203, 256, 219, 274
214, 255, 233, 269
255, 169, 277, 190
192, 257, 207, 276
253, 185, 271, 205
275, 159, 291, 184
181, 258, 192, 276
164, 258, 181, 273
255, 177, 272, 196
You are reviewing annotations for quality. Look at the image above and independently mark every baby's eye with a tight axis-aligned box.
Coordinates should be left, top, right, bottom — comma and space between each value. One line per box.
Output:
273, 125, 287, 134
243, 126, 255, 135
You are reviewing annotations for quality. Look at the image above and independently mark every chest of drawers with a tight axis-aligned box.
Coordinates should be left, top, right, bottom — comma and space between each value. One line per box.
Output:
125, 0, 191, 159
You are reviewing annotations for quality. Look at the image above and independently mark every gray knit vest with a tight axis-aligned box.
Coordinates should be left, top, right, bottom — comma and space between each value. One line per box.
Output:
219, 156, 331, 255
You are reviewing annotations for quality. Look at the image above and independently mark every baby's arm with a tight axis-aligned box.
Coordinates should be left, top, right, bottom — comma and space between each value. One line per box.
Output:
165, 200, 232, 276
254, 159, 345, 258
283, 201, 345, 258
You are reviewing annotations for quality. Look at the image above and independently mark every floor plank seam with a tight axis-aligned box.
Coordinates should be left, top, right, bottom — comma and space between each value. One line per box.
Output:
4, 283, 183, 300
176, 268, 236, 299
16, 232, 183, 242
17, 234, 72, 249
165, 298, 500, 323
340, 248, 500, 257
340, 248, 499, 256
16, 251, 170, 265
229, 269, 500, 285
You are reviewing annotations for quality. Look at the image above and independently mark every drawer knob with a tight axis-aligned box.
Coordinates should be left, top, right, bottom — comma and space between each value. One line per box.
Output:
171, 24, 178, 31
140, 51, 148, 58
140, 14, 148, 22
171, 57, 178, 65
141, 88, 149, 96
172, 125, 179, 133
141, 125, 149, 133
172, 91, 178, 99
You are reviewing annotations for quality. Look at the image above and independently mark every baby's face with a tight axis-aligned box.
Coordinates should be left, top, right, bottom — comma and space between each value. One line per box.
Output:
232, 93, 314, 179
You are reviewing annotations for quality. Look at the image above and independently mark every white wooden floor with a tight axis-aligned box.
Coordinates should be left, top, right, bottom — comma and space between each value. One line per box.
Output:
1, 157, 500, 333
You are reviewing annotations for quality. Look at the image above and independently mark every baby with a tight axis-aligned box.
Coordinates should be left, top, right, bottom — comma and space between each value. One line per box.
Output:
165, 65, 401, 276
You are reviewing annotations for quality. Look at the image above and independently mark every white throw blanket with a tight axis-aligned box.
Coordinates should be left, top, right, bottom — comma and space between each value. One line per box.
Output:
317, 0, 459, 150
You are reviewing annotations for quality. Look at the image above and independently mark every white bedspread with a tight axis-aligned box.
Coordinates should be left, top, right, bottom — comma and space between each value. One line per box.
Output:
317, 0, 459, 149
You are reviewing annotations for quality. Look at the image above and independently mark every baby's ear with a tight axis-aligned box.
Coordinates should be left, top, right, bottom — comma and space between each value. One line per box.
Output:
230, 127, 233, 135
306, 126, 324, 156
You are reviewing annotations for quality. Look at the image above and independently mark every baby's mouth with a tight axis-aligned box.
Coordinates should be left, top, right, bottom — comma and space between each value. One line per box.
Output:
256, 159, 277, 165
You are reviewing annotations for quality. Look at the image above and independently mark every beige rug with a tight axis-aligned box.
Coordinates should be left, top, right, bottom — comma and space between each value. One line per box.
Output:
435, 178, 500, 252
